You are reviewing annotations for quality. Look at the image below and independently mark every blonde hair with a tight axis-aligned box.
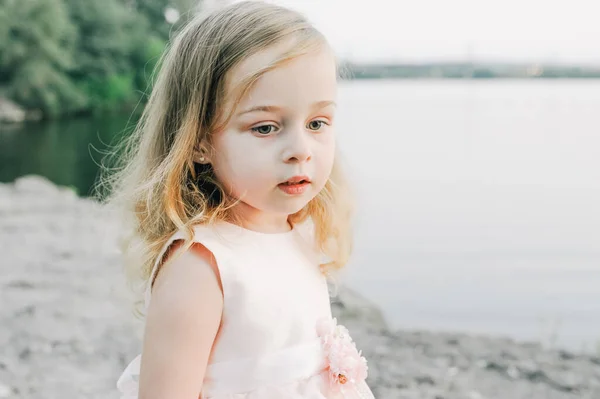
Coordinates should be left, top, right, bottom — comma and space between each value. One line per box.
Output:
98, 1, 353, 293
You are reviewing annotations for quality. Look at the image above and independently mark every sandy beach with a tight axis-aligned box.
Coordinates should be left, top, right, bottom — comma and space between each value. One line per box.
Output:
1, 175, 599, 399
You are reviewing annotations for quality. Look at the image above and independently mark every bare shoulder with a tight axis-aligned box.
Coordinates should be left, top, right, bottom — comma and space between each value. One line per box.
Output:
147, 239, 224, 337
139, 240, 223, 398
152, 239, 224, 301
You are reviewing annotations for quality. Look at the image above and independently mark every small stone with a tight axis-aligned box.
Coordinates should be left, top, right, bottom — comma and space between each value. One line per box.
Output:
445, 367, 459, 379
507, 365, 520, 379
0, 382, 11, 398
468, 391, 484, 399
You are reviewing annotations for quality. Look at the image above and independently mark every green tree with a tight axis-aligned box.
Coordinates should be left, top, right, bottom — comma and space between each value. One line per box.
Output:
119, 0, 202, 96
0, 0, 202, 117
125, 0, 200, 40
64, 0, 200, 110
63, 0, 146, 111
0, 0, 86, 115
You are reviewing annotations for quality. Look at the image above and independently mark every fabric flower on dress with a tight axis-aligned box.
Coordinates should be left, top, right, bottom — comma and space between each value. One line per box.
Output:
316, 317, 369, 395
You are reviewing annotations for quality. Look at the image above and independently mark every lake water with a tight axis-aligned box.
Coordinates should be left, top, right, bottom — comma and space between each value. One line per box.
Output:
2, 80, 600, 351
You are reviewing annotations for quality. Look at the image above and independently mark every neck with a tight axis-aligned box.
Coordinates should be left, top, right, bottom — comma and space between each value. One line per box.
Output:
229, 202, 291, 233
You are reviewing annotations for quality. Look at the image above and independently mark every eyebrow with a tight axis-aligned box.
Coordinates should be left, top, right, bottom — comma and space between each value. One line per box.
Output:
236, 100, 336, 117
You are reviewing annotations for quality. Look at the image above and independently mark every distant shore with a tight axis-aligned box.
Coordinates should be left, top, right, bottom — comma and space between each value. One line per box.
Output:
343, 61, 600, 79
1, 175, 600, 398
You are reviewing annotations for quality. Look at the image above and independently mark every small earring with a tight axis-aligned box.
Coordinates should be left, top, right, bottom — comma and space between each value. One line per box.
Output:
195, 149, 207, 164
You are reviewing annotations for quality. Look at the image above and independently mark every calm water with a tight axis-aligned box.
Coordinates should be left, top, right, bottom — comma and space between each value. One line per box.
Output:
0, 113, 134, 196
2, 80, 600, 350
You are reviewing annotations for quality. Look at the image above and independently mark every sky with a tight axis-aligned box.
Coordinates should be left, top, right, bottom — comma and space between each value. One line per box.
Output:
233, 0, 600, 65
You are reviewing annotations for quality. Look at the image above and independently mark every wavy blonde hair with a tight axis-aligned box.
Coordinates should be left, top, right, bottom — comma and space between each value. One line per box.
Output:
98, 1, 353, 293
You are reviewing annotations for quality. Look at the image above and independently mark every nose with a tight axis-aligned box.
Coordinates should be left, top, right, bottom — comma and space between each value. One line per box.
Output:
282, 129, 312, 164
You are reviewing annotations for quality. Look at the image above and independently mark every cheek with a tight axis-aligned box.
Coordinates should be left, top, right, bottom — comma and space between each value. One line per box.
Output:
318, 135, 336, 175
210, 134, 272, 189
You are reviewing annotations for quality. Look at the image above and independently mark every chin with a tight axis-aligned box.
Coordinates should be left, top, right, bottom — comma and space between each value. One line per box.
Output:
269, 197, 311, 216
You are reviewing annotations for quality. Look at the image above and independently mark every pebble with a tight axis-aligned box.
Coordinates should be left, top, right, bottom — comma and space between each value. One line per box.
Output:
0, 383, 11, 399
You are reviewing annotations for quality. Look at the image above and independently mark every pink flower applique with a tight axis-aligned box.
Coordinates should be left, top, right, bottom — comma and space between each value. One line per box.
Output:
316, 317, 369, 393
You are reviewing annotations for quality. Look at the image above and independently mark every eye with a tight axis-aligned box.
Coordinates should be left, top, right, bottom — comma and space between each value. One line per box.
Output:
307, 120, 328, 131
250, 124, 278, 135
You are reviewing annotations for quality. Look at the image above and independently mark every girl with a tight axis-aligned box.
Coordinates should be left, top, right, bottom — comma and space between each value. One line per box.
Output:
109, 1, 375, 398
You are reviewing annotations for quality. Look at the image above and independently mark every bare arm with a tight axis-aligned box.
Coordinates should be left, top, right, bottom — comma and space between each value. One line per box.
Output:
138, 241, 224, 399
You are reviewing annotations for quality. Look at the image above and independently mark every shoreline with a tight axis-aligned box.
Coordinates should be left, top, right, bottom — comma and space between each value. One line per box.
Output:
1, 175, 599, 398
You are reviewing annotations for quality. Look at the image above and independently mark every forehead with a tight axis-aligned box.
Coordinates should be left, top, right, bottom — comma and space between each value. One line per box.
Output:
225, 40, 338, 111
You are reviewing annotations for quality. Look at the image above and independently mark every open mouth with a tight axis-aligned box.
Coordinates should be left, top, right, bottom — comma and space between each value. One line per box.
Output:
278, 176, 311, 194
280, 178, 310, 186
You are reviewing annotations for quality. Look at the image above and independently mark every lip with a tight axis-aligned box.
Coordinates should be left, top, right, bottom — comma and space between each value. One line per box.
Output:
278, 175, 311, 195
280, 175, 311, 185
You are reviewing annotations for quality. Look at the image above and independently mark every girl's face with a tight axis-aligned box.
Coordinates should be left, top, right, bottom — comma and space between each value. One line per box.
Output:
206, 43, 338, 230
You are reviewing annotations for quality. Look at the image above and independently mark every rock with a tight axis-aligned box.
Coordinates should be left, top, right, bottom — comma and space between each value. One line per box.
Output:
12, 175, 61, 196
0, 97, 26, 124
330, 284, 388, 331
0, 97, 42, 124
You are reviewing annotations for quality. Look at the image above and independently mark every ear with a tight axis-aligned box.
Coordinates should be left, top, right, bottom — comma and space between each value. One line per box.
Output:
193, 145, 211, 165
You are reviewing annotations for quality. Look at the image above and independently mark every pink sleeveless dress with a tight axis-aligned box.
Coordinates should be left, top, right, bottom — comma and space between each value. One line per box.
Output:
116, 221, 375, 398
